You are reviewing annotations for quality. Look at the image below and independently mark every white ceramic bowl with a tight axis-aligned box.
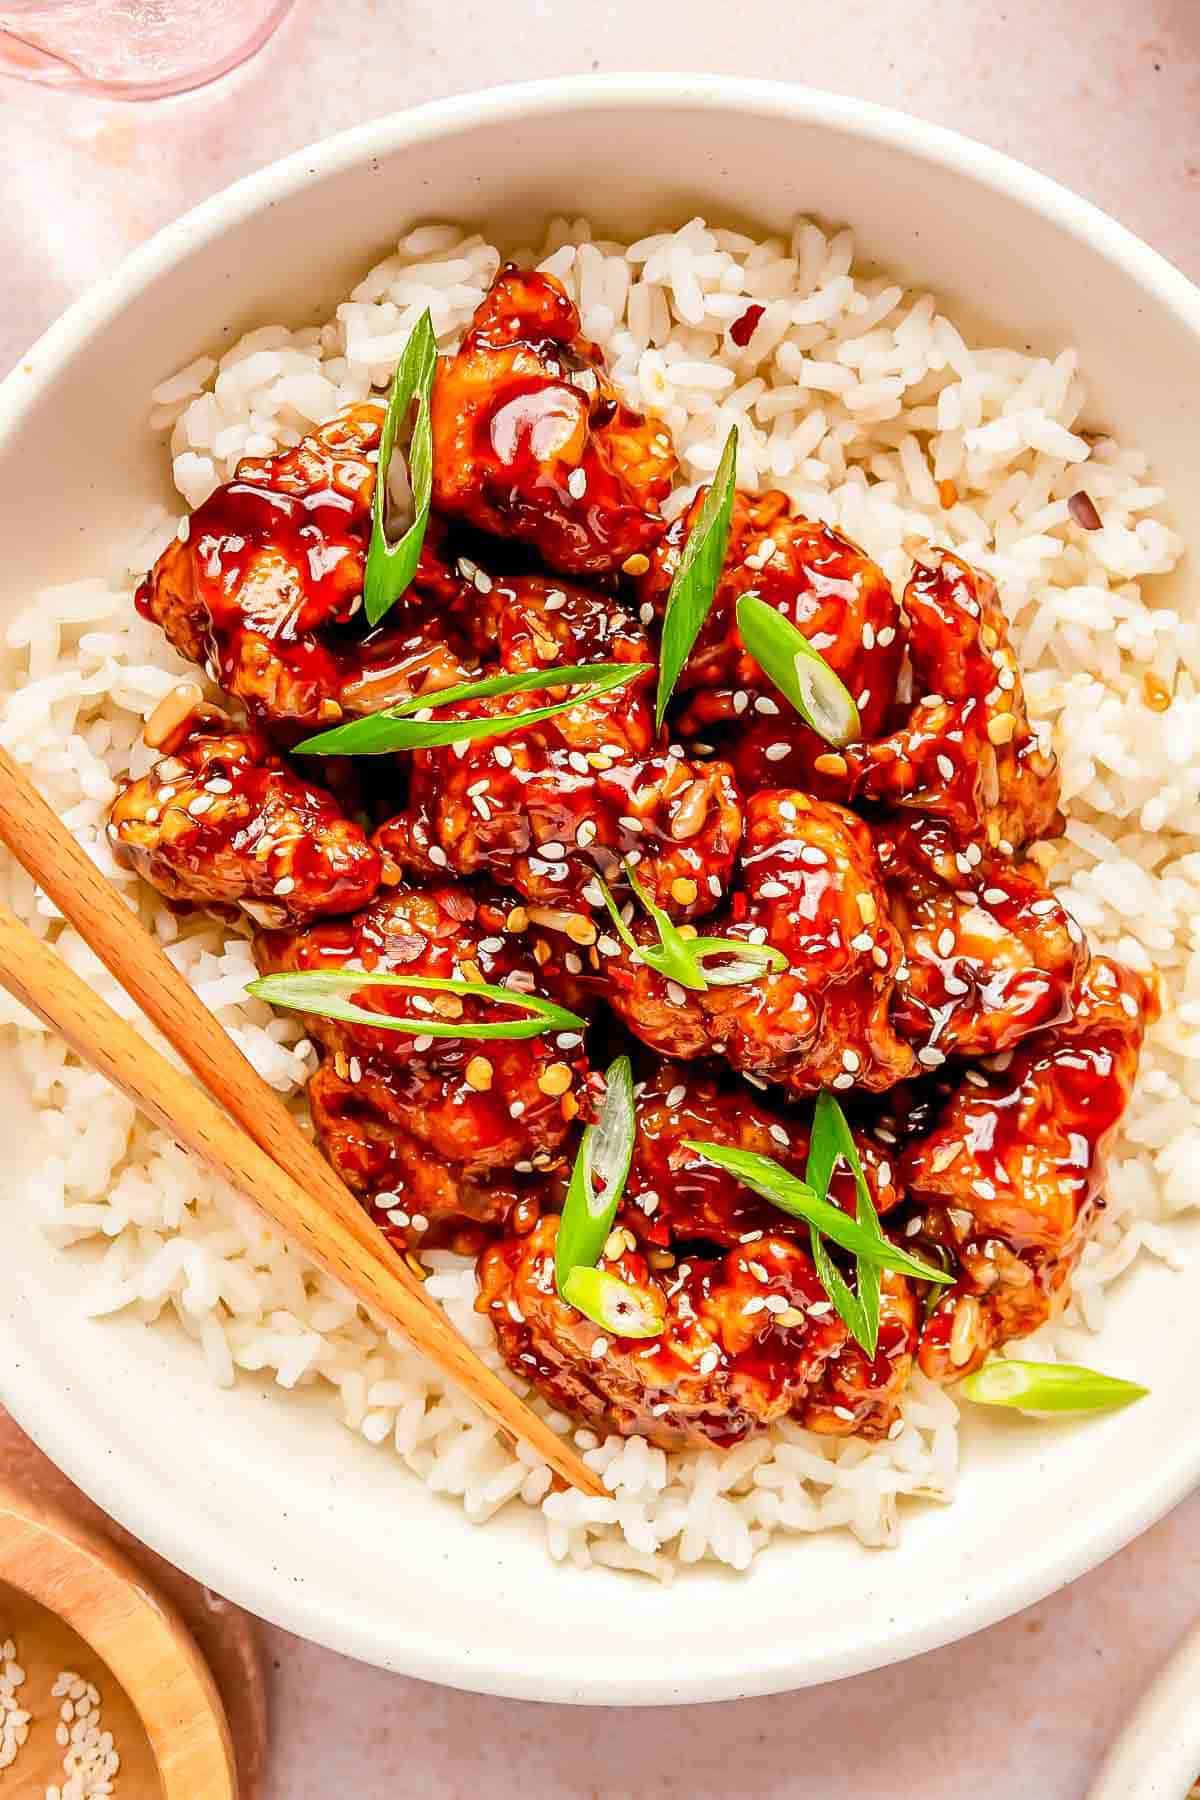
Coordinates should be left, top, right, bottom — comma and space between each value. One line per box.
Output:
1090, 1621, 1200, 1799
1, 76, 1198, 1706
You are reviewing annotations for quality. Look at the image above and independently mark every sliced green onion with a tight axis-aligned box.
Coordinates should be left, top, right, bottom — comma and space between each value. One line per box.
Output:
736, 592, 861, 747
804, 1092, 881, 1357
595, 863, 705, 991
594, 864, 787, 993
296, 661, 650, 755
960, 1359, 1148, 1414
246, 968, 585, 1041
686, 938, 789, 986
655, 425, 738, 728
562, 1266, 665, 1339
365, 309, 438, 627
682, 1141, 953, 1287
555, 1055, 636, 1295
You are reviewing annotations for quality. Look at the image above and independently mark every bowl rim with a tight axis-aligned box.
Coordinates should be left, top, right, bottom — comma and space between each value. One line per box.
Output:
2, 74, 1199, 1703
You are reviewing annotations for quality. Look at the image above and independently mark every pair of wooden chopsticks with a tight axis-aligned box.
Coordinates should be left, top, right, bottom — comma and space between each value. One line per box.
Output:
0, 746, 601, 1497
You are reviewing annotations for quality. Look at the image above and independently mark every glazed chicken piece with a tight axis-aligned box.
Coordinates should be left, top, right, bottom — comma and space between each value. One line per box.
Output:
835, 545, 1061, 849
879, 816, 1090, 1064
478, 1062, 919, 1448
637, 489, 903, 789
375, 573, 743, 919
616, 1062, 905, 1251
604, 791, 915, 1095
801, 1271, 918, 1437
431, 265, 676, 574
478, 1211, 850, 1449
899, 955, 1157, 1379
108, 723, 380, 924
253, 882, 592, 1245
136, 405, 479, 732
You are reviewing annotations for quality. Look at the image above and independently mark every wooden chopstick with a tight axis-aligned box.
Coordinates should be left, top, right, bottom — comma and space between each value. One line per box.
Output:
0, 755, 602, 1496
0, 904, 601, 1496
0, 746, 403, 1268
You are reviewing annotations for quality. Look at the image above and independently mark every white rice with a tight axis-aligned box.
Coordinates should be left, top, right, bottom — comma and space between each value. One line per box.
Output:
3, 215, 1195, 1580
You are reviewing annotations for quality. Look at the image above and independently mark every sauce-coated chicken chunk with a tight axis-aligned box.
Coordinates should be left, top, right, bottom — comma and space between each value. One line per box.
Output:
638, 489, 902, 790
431, 266, 676, 574
880, 816, 1090, 1062
375, 573, 742, 918
478, 1211, 849, 1449
253, 882, 592, 1246
605, 791, 914, 1094
109, 724, 381, 924
900, 956, 1157, 1378
840, 545, 1061, 848
617, 1063, 905, 1250
136, 406, 478, 731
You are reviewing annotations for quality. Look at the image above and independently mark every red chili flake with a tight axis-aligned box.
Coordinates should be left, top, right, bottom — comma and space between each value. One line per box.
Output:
731, 891, 750, 923
1068, 490, 1102, 531
729, 304, 765, 348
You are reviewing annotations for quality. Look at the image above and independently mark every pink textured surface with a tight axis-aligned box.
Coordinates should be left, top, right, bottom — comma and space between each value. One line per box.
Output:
2, 3, 1197, 1793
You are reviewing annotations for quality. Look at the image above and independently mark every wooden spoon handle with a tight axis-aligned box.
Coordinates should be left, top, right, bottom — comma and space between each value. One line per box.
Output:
0, 905, 601, 1495
0, 745, 401, 1267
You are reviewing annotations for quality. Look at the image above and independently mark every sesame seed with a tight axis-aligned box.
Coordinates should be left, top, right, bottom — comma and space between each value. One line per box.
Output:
764, 742, 791, 762
944, 975, 970, 996
982, 886, 1008, 905
272, 876, 296, 896
768, 1123, 790, 1146
917, 1046, 945, 1068
747, 926, 768, 946
666, 1083, 687, 1108
493, 744, 513, 770
877, 625, 896, 647
732, 691, 750, 715
936, 928, 957, 958
759, 879, 788, 899
833, 1405, 856, 1422
1030, 898, 1057, 916
412, 1034, 434, 1052
671, 876, 698, 905
597, 934, 621, 957
842, 1048, 861, 1072
799, 846, 827, 866
936, 754, 955, 781
743, 1296, 767, 1316
411, 1212, 429, 1231
764, 1294, 788, 1315
590, 1337, 608, 1359
666, 981, 688, 1006
776, 1306, 807, 1328
187, 794, 213, 817
754, 695, 780, 715
567, 468, 588, 500
698, 1348, 720, 1375
206, 777, 233, 794
428, 846, 448, 868
858, 688, 871, 709
850, 931, 873, 952
540, 840, 566, 860
564, 951, 582, 974
832, 1072, 855, 1089
877, 1161, 892, 1187
872, 945, 890, 969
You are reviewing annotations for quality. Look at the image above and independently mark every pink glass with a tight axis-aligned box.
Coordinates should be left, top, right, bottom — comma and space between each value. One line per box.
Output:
0, 0, 293, 99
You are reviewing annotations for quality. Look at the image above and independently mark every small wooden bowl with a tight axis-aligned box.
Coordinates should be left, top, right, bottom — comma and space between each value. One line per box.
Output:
0, 1482, 237, 1797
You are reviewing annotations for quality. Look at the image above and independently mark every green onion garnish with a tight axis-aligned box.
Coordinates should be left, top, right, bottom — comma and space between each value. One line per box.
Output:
555, 1055, 637, 1295
655, 426, 738, 728
736, 592, 861, 747
594, 861, 786, 993
803, 1092, 881, 1357
364, 309, 438, 626
561, 1266, 666, 1339
682, 1140, 953, 1287
295, 661, 650, 755
960, 1359, 1148, 1414
246, 969, 585, 1041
